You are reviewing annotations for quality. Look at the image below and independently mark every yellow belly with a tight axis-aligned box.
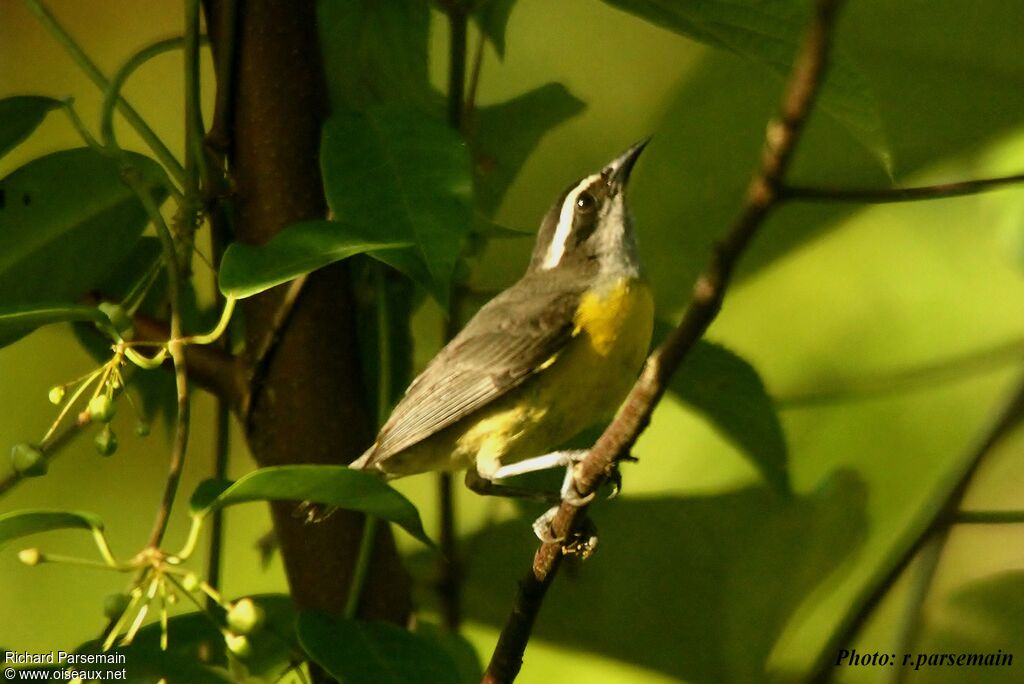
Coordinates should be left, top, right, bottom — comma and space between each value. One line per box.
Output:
381, 277, 654, 478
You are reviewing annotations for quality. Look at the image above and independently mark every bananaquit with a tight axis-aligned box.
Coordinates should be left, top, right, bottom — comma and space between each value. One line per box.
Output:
351, 141, 653, 532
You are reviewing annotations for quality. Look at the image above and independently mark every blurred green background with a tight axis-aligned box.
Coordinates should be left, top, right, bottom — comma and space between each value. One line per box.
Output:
2, 1, 1023, 682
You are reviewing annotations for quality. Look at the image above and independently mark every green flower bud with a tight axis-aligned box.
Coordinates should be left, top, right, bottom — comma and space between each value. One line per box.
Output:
48, 385, 66, 405
18, 548, 43, 566
181, 573, 200, 592
10, 443, 47, 477
226, 598, 265, 635
95, 426, 118, 457
224, 633, 252, 659
135, 420, 151, 437
88, 395, 116, 423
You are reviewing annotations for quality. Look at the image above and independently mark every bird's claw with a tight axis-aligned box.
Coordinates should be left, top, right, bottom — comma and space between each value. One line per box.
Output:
294, 501, 337, 524
531, 507, 599, 559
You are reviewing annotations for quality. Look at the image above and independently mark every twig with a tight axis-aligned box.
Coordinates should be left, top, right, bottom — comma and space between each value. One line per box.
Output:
464, 31, 486, 126
129, 312, 242, 408
808, 377, 1024, 683
783, 173, 1024, 204
240, 275, 308, 423
437, 4, 471, 630
446, 2, 468, 133
482, 1, 847, 681
0, 412, 92, 497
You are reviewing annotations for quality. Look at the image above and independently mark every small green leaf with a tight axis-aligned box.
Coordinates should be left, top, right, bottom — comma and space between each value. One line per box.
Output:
599, 0, 890, 171
321, 107, 473, 305
0, 148, 168, 344
473, 83, 585, 217
664, 333, 790, 494
0, 509, 103, 550
0, 96, 62, 158
218, 220, 412, 298
298, 612, 461, 684
190, 466, 434, 547
471, 0, 518, 58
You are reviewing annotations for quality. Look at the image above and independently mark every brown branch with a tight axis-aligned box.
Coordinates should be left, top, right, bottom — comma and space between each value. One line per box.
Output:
783, 172, 1024, 204
216, 0, 413, 624
808, 377, 1024, 683
482, 1, 847, 681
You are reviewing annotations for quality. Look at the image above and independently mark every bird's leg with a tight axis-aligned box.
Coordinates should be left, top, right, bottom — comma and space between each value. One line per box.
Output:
464, 468, 561, 503
490, 449, 594, 505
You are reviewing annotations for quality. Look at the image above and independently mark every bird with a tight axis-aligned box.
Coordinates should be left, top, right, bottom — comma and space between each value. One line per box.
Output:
350, 141, 654, 540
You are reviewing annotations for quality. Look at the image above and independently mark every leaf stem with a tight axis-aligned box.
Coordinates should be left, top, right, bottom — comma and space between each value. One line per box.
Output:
23, 0, 185, 185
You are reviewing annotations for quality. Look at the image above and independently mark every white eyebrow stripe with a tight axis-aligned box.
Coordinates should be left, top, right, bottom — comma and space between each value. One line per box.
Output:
541, 174, 601, 270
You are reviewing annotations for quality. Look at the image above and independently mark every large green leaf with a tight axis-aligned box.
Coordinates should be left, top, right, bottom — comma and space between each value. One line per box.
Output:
0, 148, 167, 343
189, 465, 433, 547
317, 0, 434, 111
599, 0, 889, 168
0, 509, 103, 550
321, 107, 473, 305
218, 220, 412, 298
297, 612, 461, 684
640, 1, 1024, 313
471, 0, 518, 58
472, 83, 585, 218
665, 335, 790, 494
0, 96, 61, 158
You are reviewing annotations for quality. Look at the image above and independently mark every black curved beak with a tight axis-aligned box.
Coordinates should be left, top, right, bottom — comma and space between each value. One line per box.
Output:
605, 137, 650, 193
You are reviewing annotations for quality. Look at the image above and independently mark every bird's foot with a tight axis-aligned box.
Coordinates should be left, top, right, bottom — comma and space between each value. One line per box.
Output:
532, 506, 599, 558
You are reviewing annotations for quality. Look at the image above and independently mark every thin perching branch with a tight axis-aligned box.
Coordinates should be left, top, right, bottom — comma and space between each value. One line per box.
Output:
784, 172, 1024, 203
482, 0, 848, 681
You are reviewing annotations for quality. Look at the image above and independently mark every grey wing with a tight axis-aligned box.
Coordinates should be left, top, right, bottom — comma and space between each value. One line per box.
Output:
363, 277, 583, 466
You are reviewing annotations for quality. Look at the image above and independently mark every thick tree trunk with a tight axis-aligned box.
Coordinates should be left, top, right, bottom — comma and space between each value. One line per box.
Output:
204, 0, 413, 622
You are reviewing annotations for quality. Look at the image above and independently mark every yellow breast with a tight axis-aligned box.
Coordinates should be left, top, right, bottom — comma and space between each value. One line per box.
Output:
381, 277, 654, 479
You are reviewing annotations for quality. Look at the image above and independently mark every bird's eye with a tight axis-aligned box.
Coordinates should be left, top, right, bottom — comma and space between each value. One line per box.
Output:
575, 191, 596, 213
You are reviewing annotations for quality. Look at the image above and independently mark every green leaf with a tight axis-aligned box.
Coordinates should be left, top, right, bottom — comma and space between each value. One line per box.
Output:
190, 465, 434, 547
473, 83, 585, 217
218, 220, 412, 298
415, 622, 483, 684
0, 148, 168, 344
471, 0, 518, 58
0, 303, 111, 345
0, 96, 61, 158
662, 329, 790, 493
0, 509, 103, 550
317, 0, 434, 111
298, 612, 461, 684
599, 0, 890, 170
321, 107, 473, 305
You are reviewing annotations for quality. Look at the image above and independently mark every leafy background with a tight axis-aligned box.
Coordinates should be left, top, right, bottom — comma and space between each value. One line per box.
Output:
1, 1, 1023, 682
